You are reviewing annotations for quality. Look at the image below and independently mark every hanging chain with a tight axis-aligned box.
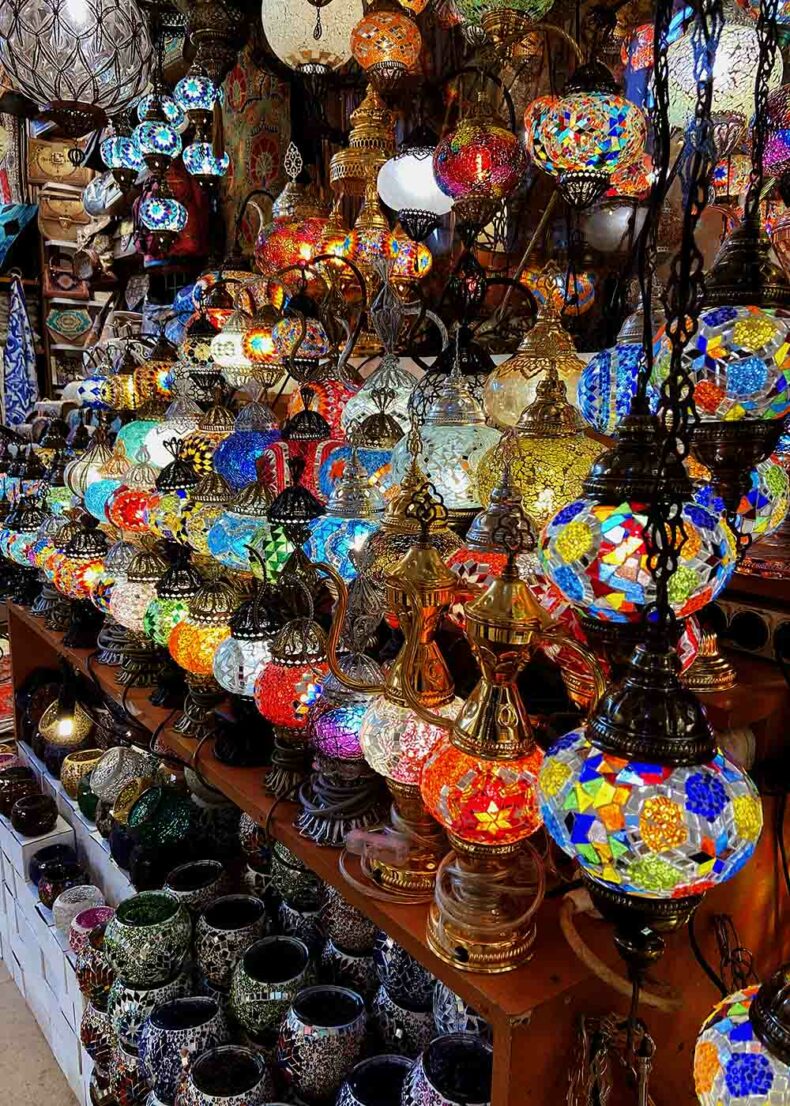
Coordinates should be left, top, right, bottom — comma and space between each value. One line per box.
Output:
744, 0, 780, 225
642, 0, 722, 637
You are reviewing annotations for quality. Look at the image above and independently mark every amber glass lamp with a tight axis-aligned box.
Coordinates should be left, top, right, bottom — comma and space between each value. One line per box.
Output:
477, 367, 604, 529
483, 300, 587, 427
350, 6, 422, 93
168, 576, 239, 739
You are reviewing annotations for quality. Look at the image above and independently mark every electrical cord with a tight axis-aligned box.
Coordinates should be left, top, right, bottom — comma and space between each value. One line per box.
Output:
688, 912, 727, 997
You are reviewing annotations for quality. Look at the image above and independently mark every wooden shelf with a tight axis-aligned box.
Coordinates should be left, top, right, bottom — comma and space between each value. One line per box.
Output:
7, 602, 790, 1106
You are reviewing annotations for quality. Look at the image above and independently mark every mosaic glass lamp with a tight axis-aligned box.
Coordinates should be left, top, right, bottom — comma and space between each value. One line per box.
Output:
378, 126, 453, 242
174, 69, 219, 121
478, 367, 602, 530
143, 396, 201, 470
64, 423, 114, 499
100, 126, 144, 190
109, 541, 170, 686
668, 0, 782, 133
138, 184, 188, 252
253, 617, 328, 733
694, 971, 790, 1106
433, 94, 526, 231
143, 443, 198, 544
212, 401, 281, 491
180, 396, 236, 476
483, 301, 587, 428
520, 257, 597, 318
104, 448, 160, 535
211, 309, 255, 390
133, 96, 182, 174
350, 7, 422, 93
525, 62, 647, 208
207, 480, 272, 574
577, 285, 664, 435
183, 142, 229, 181
183, 470, 232, 557
341, 358, 415, 435
305, 446, 384, 581
765, 85, 790, 181
143, 554, 203, 649
115, 417, 161, 465
693, 459, 790, 544
260, 0, 363, 73
213, 584, 277, 699
390, 372, 500, 528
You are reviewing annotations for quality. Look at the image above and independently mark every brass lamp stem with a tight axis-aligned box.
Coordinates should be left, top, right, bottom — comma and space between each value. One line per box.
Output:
316, 561, 385, 696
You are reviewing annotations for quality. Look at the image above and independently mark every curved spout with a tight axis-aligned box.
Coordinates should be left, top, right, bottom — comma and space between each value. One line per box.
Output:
540, 628, 606, 713
398, 577, 457, 734
314, 561, 385, 695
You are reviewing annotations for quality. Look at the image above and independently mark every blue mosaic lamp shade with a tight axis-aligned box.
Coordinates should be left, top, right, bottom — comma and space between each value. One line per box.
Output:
174, 73, 219, 114
538, 727, 763, 898
304, 516, 380, 582
84, 478, 121, 522
695, 459, 790, 543
139, 196, 188, 234
77, 376, 111, 410
136, 93, 185, 129
183, 142, 229, 178
134, 119, 182, 160
694, 986, 790, 1105
206, 511, 270, 572
100, 135, 144, 173
212, 431, 281, 491
653, 306, 790, 422
578, 341, 650, 435
316, 444, 393, 500
540, 496, 737, 623
116, 420, 160, 464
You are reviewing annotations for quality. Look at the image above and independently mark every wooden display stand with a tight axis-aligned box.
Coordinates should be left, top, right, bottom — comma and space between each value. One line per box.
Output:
7, 602, 790, 1106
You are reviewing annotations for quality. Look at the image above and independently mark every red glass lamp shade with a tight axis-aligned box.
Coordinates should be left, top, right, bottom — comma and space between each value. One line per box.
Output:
53, 557, 106, 602
433, 106, 526, 226
168, 620, 231, 677
254, 217, 328, 276
253, 659, 329, 730
446, 546, 508, 624
105, 486, 159, 533
286, 379, 357, 440
421, 737, 544, 846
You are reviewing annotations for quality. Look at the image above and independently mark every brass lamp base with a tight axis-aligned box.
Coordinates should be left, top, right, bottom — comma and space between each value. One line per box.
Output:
172, 674, 224, 740
36, 582, 71, 631
367, 779, 448, 896
682, 629, 737, 693
264, 727, 312, 798
425, 837, 543, 974
116, 633, 162, 688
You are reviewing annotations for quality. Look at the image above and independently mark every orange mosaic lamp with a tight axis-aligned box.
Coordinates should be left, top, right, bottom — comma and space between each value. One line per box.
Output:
351, 7, 422, 92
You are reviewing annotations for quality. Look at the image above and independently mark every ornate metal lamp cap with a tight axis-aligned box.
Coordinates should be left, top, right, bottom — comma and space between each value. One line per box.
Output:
230, 480, 271, 519
586, 640, 717, 765
189, 577, 240, 625
126, 543, 170, 584
155, 445, 200, 493
197, 398, 236, 435
751, 965, 790, 1065
122, 447, 159, 489
267, 459, 325, 526
282, 387, 332, 442
704, 217, 790, 309
617, 281, 666, 343
424, 359, 487, 426
64, 520, 108, 559
192, 471, 233, 505
229, 585, 279, 642
464, 457, 537, 553
565, 60, 620, 95
356, 386, 404, 448
21, 446, 46, 480
6, 496, 45, 532
271, 617, 327, 665
582, 411, 691, 503
516, 366, 585, 436
326, 448, 384, 520
156, 555, 204, 600
148, 333, 177, 363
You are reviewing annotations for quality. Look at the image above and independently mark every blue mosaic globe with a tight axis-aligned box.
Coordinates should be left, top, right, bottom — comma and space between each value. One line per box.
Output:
539, 726, 762, 898
207, 510, 270, 572
304, 516, 380, 581
212, 430, 281, 491
84, 478, 121, 522
694, 459, 790, 542
577, 342, 659, 435
694, 985, 790, 1105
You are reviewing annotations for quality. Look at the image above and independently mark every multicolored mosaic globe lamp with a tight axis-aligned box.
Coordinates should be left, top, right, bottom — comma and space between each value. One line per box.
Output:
206, 480, 272, 574
143, 551, 204, 707
694, 967, 790, 1106
304, 446, 384, 581
525, 62, 647, 207
350, 6, 422, 93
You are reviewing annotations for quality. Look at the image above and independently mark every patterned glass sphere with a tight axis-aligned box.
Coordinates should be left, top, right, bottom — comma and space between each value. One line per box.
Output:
110, 580, 159, 633
434, 116, 525, 205
133, 119, 181, 161
521, 263, 596, 317
390, 423, 500, 513
100, 134, 144, 174
359, 694, 461, 785
695, 460, 790, 542
213, 637, 272, 697
54, 557, 105, 602
390, 233, 433, 282
653, 306, 790, 422
694, 985, 790, 1106
525, 91, 646, 184
207, 511, 269, 573
350, 10, 422, 73
136, 94, 184, 128
169, 620, 231, 677
421, 737, 544, 846
286, 378, 356, 440
578, 341, 658, 435
253, 659, 328, 729
144, 415, 199, 469
212, 431, 280, 491
313, 701, 369, 760
540, 497, 738, 623
174, 73, 219, 114
7, 531, 37, 567
179, 437, 216, 477
271, 316, 331, 361
476, 432, 602, 529
711, 154, 751, 201
116, 420, 159, 463
304, 516, 380, 581
668, 19, 782, 132
316, 444, 394, 500
341, 223, 395, 271
139, 195, 188, 234
539, 727, 762, 898
143, 596, 190, 648
184, 501, 228, 557
84, 478, 121, 521
105, 486, 158, 533
260, 0, 363, 72
183, 142, 229, 179
254, 217, 327, 276
146, 488, 193, 543
765, 84, 790, 176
